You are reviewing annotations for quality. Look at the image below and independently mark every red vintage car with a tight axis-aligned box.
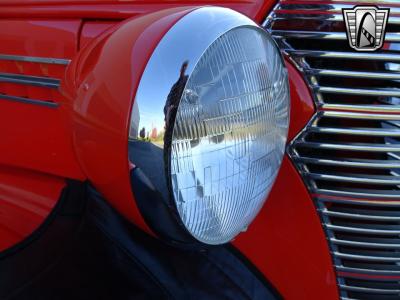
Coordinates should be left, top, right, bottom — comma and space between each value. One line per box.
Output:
0, 1, 398, 299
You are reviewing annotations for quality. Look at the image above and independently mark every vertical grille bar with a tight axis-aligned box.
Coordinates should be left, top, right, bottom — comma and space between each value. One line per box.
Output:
265, 2, 400, 299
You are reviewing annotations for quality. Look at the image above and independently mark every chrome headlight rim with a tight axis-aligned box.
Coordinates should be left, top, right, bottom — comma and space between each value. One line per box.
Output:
129, 6, 289, 246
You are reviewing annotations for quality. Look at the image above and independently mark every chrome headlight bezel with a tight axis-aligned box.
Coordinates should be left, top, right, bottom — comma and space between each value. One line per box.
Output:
129, 6, 290, 246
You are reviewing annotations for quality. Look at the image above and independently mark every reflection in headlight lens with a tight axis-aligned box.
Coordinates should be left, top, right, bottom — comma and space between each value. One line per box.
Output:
169, 26, 290, 244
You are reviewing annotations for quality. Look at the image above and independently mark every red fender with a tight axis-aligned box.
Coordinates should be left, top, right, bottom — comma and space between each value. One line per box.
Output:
63, 7, 201, 235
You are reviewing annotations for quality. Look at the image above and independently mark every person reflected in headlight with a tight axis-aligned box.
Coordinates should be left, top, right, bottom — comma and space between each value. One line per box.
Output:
163, 61, 189, 147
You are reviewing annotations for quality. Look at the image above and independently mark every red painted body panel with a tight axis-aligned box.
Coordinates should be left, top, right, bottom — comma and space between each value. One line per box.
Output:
0, 20, 84, 179
0, 60, 67, 80
0, 20, 83, 250
235, 158, 338, 300
0, 166, 65, 251
0, 20, 80, 58
0, 1, 275, 24
80, 22, 116, 49
0, 99, 82, 178
0, 0, 276, 253
285, 62, 315, 141
233, 64, 338, 300
0, 2, 339, 299
65, 7, 201, 235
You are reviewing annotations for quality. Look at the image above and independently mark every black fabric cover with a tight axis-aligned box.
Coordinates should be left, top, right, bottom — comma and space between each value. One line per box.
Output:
86, 188, 281, 300
0, 181, 280, 300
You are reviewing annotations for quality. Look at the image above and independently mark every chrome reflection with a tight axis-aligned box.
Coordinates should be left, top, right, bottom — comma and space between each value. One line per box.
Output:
267, 2, 400, 298
170, 27, 289, 244
128, 61, 190, 203
129, 7, 289, 245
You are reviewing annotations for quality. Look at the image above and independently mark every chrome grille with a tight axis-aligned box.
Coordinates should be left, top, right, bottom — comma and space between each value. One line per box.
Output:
266, 2, 400, 299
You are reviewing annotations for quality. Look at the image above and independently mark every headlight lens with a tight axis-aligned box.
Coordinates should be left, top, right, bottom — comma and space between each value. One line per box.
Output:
129, 7, 289, 245
170, 27, 289, 244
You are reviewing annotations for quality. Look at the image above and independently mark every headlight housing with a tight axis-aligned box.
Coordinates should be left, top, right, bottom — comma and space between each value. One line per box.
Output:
129, 7, 289, 245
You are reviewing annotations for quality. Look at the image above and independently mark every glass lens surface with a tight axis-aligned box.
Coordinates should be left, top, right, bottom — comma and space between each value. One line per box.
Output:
170, 27, 290, 244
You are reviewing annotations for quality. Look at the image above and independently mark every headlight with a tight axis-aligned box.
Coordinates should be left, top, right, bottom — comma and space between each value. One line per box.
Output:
129, 7, 289, 245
